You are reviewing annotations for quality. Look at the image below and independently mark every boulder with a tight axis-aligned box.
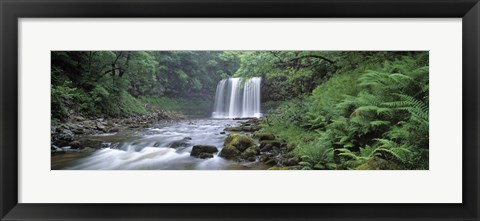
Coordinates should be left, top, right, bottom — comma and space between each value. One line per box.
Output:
282, 157, 300, 167
259, 140, 281, 151
198, 153, 214, 159
69, 140, 82, 149
96, 121, 107, 132
57, 128, 74, 141
223, 133, 255, 152
224, 126, 243, 132
241, 146, 260, 162
253, 132, 275, 141
224, 125, 260, 132
356, 157, 401, 170
191, 145, 218, 157
240, 125, 260, 132
219, 133, 259, 161
218, 144, 241, 160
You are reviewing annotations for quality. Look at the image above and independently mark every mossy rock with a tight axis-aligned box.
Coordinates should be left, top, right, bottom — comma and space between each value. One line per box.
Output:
282, 157, 299, 167
356, 157, 402, 170
219, 144, 241, 160
240, 126, 260, 132
259, 140, 281, 150
253, 132, 276, 141
190, 145, 218, 157
224, 133, 255, 152
224, 126, 243, 132
241, 145, 260, 161
259, 143, 274, 152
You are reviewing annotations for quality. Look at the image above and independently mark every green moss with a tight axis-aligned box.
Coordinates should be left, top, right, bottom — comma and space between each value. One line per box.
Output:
355, 157, 401, 170
224, 133, 240, 144
223, 133, 255, 152
355, 163, 371, 170
259, 140, 281, 149
224, 126, 243, 132
253, 132, 275, 141
218, 144, 241, 159
241, 146, 259, 161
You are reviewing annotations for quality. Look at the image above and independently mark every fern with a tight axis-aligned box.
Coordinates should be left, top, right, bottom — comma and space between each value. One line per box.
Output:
337, 148, 359, 160
359, 145, 376, 158
372, 138, 413, 163
369, 120, 390, 127
373, 147, 412, 163
384, 93, 428, 123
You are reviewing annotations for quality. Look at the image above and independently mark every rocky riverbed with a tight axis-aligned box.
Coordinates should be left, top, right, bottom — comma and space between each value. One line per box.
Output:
51, 109, 186, 153
51, 116, 300, 170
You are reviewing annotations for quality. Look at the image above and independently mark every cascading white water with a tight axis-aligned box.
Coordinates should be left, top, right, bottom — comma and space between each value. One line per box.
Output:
212, 77, 262, 118
228, 78, 240, 117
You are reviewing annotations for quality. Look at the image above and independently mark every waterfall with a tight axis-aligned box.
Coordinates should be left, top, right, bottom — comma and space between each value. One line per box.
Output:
212, 77, 262, 118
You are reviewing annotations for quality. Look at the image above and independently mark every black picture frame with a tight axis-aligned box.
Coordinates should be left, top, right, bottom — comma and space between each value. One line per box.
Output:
1, 0, 479, 220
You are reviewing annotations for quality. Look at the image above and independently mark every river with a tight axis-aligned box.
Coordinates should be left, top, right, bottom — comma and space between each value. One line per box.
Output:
52, 118, 269, 170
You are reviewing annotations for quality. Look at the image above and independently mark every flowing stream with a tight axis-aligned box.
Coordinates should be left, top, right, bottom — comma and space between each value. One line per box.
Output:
52, 119, 268, 170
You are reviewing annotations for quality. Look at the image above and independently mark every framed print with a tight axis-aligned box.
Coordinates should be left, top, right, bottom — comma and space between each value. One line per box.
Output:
1, 0, 479, 220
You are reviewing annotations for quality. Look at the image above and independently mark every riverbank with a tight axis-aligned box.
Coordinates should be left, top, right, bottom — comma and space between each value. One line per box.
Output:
51, 108, 186, 153
223, 119, 301, 169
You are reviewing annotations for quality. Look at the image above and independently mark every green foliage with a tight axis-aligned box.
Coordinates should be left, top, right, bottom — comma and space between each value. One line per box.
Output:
260, 51, 429, 170
51, 51, 239, 118
51, 80, 77, 119
296, 139, 335, 170
235, 51, 338, 100
99, 91, 147, 116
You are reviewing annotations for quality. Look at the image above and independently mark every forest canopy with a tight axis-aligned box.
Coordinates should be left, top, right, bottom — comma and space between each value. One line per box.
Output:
52, 51, 240, 118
